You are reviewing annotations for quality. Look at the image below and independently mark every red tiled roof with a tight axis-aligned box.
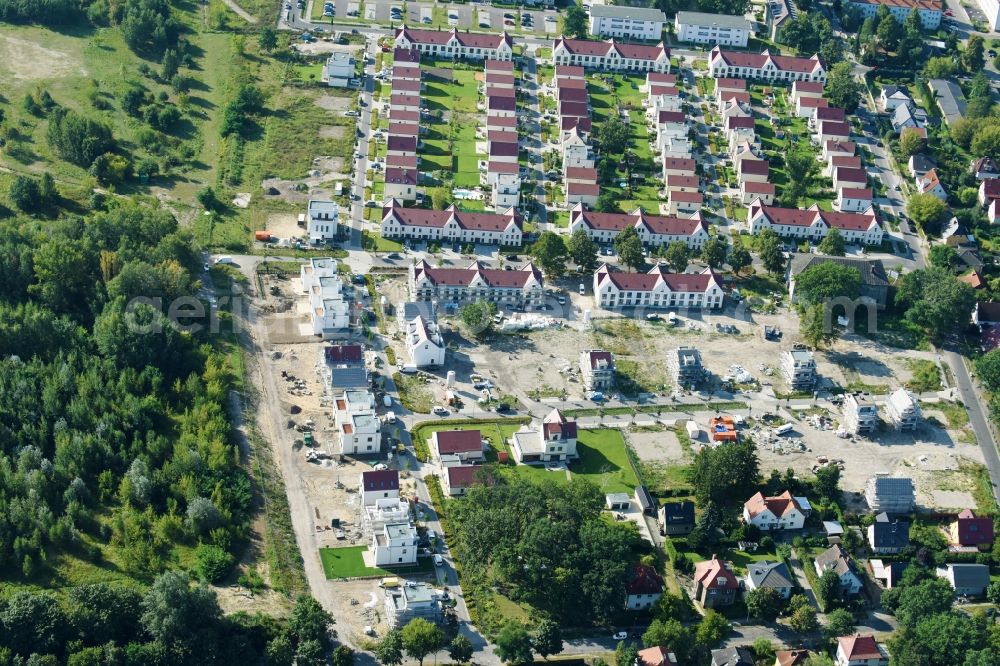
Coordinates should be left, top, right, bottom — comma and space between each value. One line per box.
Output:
586, 350, 614, 369
326, 344, 363, 363
744, 490, 802, 519
397, 26, 513, 50
559, 87, 589, 103
753, 204, 878, 231
387, 206, 520, 232
555, 37, 667, 62
666, 174, 699, 188
362, 470, 400, 492
819, 120, 851, 136
488, 130, 518, 143
486, 85, 515, 98
637, 646, 676, 666
566, 166, 598, 180
740, 159, 769, 176
388, 121, 419, 135
954, 509, 994, 546
981, 177, 1000, 199
797, 96, 828, 108
393, 48, 421, 63
543, 409, 577, 440
555, 64, 585, 79
487, 115, 517, 128
447, 465, 480, 489
391, 94, 421, 109
568, 182, 600, 195
715, 77, 748, 91
561, 116, 592, 133
487, 161, 519, 174
711, 47, 823, 74
726, 115, 755, 130
385, 167, 418, 186
626, 564, 664, 595
560, 100, 590, 117
647, 72, 677, 85
490, 141, 519, 158
830, 155, 862, 169
835, 167, 868, 184
838, 635, 883, 661
488, 96, 516, 111
853, 0, 941, 8
793, 81, 825, 94
743, 181, 776, 194
386, 153, 418, 169
670, 191, 703, 203
485, 72, 515, 86
557, 77, 587, 90
390, 110, 420, 123
825, 140, 855, 154
840, 187, 873, 199
775, 650, 812, 666
814, 106, 846, 122
662, 157, 696, 172
485, 58, 514, 73
387, 135, 417, 152
392, 64, 421, 79
413, 260, 542, 289
392, 79, 421, 93
694, 555, 739, 590
597, 264, 719, 292
657, 110, 686, 124
650, 84, 679, 97
435, 430, 483, 454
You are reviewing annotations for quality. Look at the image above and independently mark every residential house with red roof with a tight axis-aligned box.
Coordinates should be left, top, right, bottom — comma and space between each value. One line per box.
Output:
748, 203, 883, 245
740, 180, 776, 206
795, 95, 828, 118
837, 187, 874, 213
552, 37, 671, 73
737, 157, 769, 185
817, 120, 851, 144
430, 430, 486, 465
510, 409, 579, 464
916, 168, 947, 201
791, 80, 825, 104
360, 470, 400, 506
594, 264, 724, 311
833, 166, 868, 192
708, 47, 826, 83
979, 177, 1000, 207
949, 509, 995, 548
442, 465, 481, 496
390, 94, 421, 114
774, 649, 814, 666
626, 564, 665, 610
565, 168, 600, 207
823, 140, 855, 162
825, 154, 862, 178
408, 259, 545, 308
394, 26, 514, 60
743, 491, 807, 531
579, 350, 616, 391
809, 106, 847, 129
568, 204, 709, 249
386, 134, 417, 157
487, 95, 516, 118
835, 634, 888, 666
637, 646, 678, 666
485, 58, 513, 74
382, 201, 523, 246
692, 555, 739, 608
384, 168, 418, 202
668, 191, 703, 215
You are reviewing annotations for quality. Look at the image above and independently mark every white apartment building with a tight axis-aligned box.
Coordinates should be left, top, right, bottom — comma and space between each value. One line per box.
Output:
708, 47, 827, 83
849, 0, 942, 29
359, 469, 400, 506
405, 316, 445, 368
552, 37, 670, 73
408, 260, 545, 309
323, 51, 356, 87
593, 264, 724, 311
306, 199, 340, 244
588, 4, 666, 40
339, 411, 381, 455
381, 200, 523, 246
674, 11, 752, 48
568, 204, 709, 249
300, 258, 351, 337
372, 522, 418, 567
748, 202, 883, 246
393, 26, 514, 60
982, 0, 1000, 31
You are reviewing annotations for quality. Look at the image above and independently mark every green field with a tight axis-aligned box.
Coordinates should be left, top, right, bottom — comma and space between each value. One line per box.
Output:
319, 545, 435, 579
417, 64, 488, 186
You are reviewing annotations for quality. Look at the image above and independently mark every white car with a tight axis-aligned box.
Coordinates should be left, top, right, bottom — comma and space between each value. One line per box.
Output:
612, 631, 628, 640
433, 554, 444, 566
432, 406, 449, 416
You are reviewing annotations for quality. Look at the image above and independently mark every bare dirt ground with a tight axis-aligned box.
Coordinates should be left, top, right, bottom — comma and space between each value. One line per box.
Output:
314, 94, 354, 112
261, 155, 349, 205
319, 125, 348, 140
266, 213, 304, 239
0, 33, 85, 81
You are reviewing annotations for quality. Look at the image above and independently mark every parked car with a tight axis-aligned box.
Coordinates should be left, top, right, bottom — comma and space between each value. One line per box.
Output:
612, 631, 628, 640
433, 554, 444, 566
432, 405, 449, 416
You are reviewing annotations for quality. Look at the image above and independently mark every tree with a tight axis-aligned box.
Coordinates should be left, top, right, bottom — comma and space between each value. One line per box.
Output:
816, 569, 842, 610
745, 587, 782, 620
45, 108, 115, 167
824, 608, 856, 639
896, 267, 976, 342
460, 298, 498, 338
532, 619, 563, 660
971, 125, 1000, 162
929, 244, 958, 269
448, 635, 474, 664
431, 186, 452, 210
899, 128, 927, 156
531, 231, 570, 278
924, 56, 958, 79
818, 228, 846, 256
615, 641, 638, 666
906, 193, 949, 234
825, 62, 863, 113
289, 594, 335, 646
598, 116, 630, 156
259, 26, 278, 52
140, 571, 221, 651
494, 622, 533, 665
193, 544, 233, 583
8, 175, 42, 212
790, 604, 819, 634
728, 244, 751, 275
401, 618, 445, 666
757, 231, 786, 275
90, 152, 132, 186
160, 49, 179, 80
375, 630, 405, 666
691, 440, 760, 505
695, 609, 730, 650
964, 35, 986, 73
596, 191, 621, 213
793, 261, 862, 305
786, 150, 818, 207
665, 241, 691, 273
568, 228, 600, 272
701, 237, 727, 269
815, 464, 841, 499
987, 581, 1000, 606
876, 11, 902, 51
643, 618, 690, 650
752, 638, 775, 664
613, 226, 646, 272
562, 5, 588, 38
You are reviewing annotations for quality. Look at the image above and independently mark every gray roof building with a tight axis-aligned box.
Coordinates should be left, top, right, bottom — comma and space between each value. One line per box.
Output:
936, 563, 990, 596
928, 79, 968, 126
675, 10, 752, 30
590, 4, 666, 20
788, 254, 889, 310
710, 647, 755, 666
868, 512, 910, 552
746, 560, 794, 592
331, 366, 369, 391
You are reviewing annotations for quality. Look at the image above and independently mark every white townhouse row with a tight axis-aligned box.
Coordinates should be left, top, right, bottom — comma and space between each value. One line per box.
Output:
588, 4, 666, 40
674, 11, 752, 48
408, 260, 545, 309
300, 258, 350, 337
552, 37, 671, 73
393, 26, 514, 60
848, 0, 942, 29
747, 202, 884, 245
593, 264, 724, 311
380, 199, 524, 246
567, 203, 709, 249
708, 47, 827, 83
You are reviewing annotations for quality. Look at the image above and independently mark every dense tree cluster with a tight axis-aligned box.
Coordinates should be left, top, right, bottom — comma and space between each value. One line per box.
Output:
0, 579, 334, 665
45, 108, 115, 169
448, 475, 645, 628
895, 267, 976, 342
0, 203, 248, 584
0, 0, 85, 23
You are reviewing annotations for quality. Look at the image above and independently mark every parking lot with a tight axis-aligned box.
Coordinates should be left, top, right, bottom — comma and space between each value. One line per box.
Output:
310, 0, 558, 33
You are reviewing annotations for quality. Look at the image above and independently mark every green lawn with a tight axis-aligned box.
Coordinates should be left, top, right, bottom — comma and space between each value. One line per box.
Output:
571, 428, 640, 494
361, 231, 404, 252
319, 546, 434, 579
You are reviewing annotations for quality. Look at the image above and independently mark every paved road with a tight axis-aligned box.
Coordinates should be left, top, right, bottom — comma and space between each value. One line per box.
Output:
944, 349, 1000, 504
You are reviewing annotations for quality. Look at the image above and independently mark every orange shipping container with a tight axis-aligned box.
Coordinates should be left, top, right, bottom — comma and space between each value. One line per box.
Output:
254, 231, 272, 242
